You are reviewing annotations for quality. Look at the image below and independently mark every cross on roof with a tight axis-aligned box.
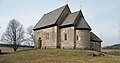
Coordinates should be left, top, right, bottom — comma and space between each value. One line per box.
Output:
80, 5, 82, 9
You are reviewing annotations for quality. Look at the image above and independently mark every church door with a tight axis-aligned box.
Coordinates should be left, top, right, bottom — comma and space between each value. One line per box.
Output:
38, 37, 42, 49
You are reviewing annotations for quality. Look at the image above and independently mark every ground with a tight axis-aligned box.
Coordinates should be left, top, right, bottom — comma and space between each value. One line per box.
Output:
0, 49, 120, 63
0, 47, 33, 52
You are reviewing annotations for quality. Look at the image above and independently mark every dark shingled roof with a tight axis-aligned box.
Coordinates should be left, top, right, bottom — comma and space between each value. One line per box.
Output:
75, 17, 91, 30
90, 32, 102, 42
34, 5, 69, 30
34, 5, 91, 30
61, 10, 91, 30
60, 11, 79, 26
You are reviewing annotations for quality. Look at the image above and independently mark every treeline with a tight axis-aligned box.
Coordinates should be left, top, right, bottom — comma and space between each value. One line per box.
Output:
102, 44, 120, 49
0, 44, 34, 48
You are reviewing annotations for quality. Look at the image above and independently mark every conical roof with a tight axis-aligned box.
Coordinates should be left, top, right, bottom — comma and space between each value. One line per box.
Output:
90, 32, 102, 42
74, 10, 91, 30
75, 17, 91, 30
60, 10, 91, 30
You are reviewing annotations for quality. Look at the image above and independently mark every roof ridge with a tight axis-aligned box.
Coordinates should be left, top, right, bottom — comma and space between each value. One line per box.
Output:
45, 4, 68, 15
73, 10, 81, 25
33, 5, 70, 30
55, 4, 71, 25
60, 11, 79, 26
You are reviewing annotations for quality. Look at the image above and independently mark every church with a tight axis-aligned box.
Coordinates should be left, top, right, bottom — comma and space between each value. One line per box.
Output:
33, 5, 102, 51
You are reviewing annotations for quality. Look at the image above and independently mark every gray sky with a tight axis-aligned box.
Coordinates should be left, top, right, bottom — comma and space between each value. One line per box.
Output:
0, 0, 120, 46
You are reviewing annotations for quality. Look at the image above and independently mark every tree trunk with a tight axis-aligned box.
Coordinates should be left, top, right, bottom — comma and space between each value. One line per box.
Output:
13, 48, 17, 51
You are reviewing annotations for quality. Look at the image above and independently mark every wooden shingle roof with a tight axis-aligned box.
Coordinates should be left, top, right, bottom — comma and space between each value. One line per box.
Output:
60, 10, 91, 30
34, 5, 91, 30
75, 17, 91, 30
90, 32, 102, 42
60, 11, 79, 26
33, 5, 70, 30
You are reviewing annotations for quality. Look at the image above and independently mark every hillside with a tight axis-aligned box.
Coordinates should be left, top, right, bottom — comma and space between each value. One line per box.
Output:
102, 44, 120, 49
0, 44, 34, 48
0, 49, 120, 63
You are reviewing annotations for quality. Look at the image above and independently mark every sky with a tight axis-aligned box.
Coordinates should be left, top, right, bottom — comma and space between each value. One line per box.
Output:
0, 0, 120, 47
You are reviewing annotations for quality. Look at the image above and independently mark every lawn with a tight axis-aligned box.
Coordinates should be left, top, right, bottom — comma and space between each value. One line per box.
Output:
0, 49, 120, 63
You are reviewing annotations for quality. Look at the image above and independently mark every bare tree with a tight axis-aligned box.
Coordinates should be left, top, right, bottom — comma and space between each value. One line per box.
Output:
26, 25, 34, 46
1, 19, 25, 51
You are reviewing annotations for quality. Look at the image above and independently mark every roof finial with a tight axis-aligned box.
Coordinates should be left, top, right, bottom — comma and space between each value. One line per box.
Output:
80, 5, 82, 10
44, 10, 46, 14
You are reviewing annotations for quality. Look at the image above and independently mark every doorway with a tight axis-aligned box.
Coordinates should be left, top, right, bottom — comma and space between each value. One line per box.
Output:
38, 37, 42, 49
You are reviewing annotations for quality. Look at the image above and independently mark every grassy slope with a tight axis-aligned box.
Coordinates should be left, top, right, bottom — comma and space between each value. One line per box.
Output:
0, 49, 120, 63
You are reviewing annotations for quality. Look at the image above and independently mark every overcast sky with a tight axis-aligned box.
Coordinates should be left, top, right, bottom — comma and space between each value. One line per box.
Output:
0, 0, 120, 47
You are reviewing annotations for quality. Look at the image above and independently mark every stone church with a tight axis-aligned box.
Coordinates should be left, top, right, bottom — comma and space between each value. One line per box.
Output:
33, 5, 102, 51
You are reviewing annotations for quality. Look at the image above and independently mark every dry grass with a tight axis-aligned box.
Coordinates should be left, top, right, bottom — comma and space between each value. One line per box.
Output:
102, 49, 120, 56
0, 49, 120, 63
0, 47, 13, 52
0, 47, 33, 52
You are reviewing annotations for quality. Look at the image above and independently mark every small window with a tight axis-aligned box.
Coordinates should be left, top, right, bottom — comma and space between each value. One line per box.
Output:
64, 34, 67, 40
46, 33, 49, 40
76, 35, 79, 40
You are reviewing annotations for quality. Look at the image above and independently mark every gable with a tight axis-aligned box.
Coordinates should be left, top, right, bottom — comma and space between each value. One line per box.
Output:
33, 5, 70, 30
33, 5, 91, 31
60, 11, 79, 26
60, 10, 91, 30
75, 17, 91, 30
74, 10, 91, 30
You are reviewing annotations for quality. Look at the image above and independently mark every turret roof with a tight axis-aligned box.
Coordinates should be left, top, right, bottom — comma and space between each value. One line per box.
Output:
90, 32, 102, 42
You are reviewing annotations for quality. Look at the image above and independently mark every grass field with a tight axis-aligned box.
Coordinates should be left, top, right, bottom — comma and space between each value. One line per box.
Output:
102, 49, 120, 56
0, 47, 33, 52
0, 49, 120, 63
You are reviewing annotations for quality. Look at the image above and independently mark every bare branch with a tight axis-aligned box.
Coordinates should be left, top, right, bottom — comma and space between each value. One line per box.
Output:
26, 25, 34, 46
1, 19, 25, 51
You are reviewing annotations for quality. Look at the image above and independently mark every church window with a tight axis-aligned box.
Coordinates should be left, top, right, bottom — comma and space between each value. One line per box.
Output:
77, 35, 79, 40
64, 34, 67, 40
46, 33, 49, 40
